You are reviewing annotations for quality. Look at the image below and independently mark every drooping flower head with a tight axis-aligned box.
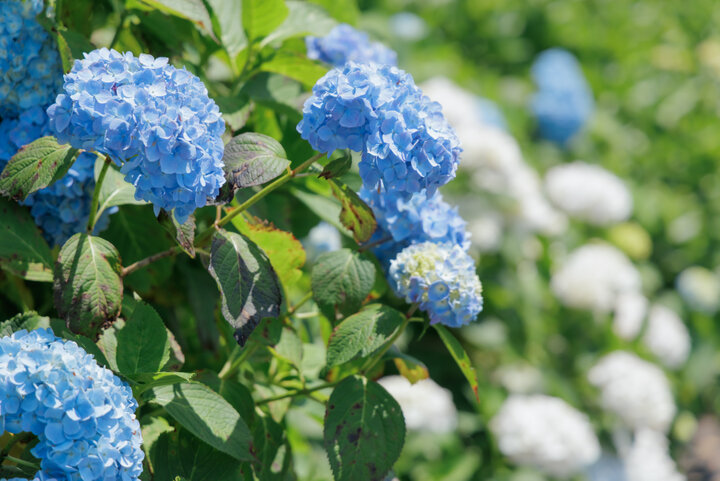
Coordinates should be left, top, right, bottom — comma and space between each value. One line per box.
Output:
389, 241, 482, 327
359, 185, 469, 266
306, 24, 397, 67
297, 62, 461, 198
47, 48, 225, 223
0, 0, 62, 117
0, 328, 144, 481
490, 394, 601, 479
530, 48, 594, 145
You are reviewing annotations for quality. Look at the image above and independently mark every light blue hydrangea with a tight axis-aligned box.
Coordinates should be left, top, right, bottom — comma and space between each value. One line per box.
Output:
303, 221, 342, 261
306, 24, 397, 67
476, 97, 507, 131
389, 241, 482, 327
0, 0, 62, 117
0, 107, 114, 246
530, 48, 594, 145
0, 328, 144, 481
359, 185, 469, 266
47, 48, 226, 223
297, 62, 461, 198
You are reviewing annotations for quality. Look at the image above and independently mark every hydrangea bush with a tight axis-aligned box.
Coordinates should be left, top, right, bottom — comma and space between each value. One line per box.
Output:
0, 0, 708, 480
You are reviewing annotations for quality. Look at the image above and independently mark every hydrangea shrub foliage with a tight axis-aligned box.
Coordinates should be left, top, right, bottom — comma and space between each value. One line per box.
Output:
0, 4, 481, 481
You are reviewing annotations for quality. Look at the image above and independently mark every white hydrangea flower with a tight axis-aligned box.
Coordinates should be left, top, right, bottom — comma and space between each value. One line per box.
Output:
544, 162, 633, 226
551, 243, 641, 312
490, 394, 601, 478
613, 292, 648, 340
676, 266, 720, 313
378, 376, 458, 433
588, 351, 676, 432
467, 210, 504, 252
624, 429, 685, 481
643, 305, 690, 369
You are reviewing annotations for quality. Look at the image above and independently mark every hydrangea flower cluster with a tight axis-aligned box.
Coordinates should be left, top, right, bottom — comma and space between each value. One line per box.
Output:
0, 106, 50, 169
297, 62, 461, 198
378, 376, 457, 433
0, 328, 144, 481
490, 394, 601, 479
531, 48, 594, 144
389, 242, 482, 327
24, 152, 115, 246
359, 186, 469, 265
47, 48, 225, 223
624, 429, 686, 481
306, 24, 397, 67
0, 0, 62, 117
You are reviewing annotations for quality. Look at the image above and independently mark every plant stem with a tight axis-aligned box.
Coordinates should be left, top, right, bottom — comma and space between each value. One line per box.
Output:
195, 153, 324, 246
358, 235, 392, 252
288, 292, 313, 315
256, 380, 339, 405
121, 246, 181, 277
218, 343, 260, 380
2, 455, 40, 470
87, 156, 112, 233
360, 306, 414, 375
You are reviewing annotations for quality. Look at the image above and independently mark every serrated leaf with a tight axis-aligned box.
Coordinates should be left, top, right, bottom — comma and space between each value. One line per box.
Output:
206, 0, 248, 57
138, 0, 216, 40
147, 382, 253, 462
324, 376, 405, 481
94, 156, 146, 219
114, 301, 172, 376
231, 216, 306, 287
311, 248, 375, 319
222, 133, 290, 190
0, 136, 79, 201
260, 0, 336, 47
0, 311, 50, 337
326, 304, 404, 368
328, 180, 376, 243
434, 325, 480, 403
0, 198, 53, 281
319, 154, 352, 180
53, 233, 123, 338
387, 347, 429, 384
242, 0, 289, 40
260, 52, 328, 88
208, 230, 283, 346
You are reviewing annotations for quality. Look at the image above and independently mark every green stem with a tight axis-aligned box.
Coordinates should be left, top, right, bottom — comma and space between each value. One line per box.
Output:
195, 153, 324, 246
87, 156, 112, 233
2, 455, 40, 470
288, 292, 313, 315
360, 307, 414, 374
121, 246, 181, 277
256, 380, 339, 405
218, 343, 260, 379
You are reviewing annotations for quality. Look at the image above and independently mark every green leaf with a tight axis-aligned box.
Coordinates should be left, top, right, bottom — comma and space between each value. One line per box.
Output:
206, 0, 248, 57
172, 214, 196, 258
53, 233, 123, 338
55, 30, 74, 73
240, 72, 304, 115
133, 372, 196, 395
215, 95, 253, 132
251, 412, 286, 479
328, 180, 377, 243
0, 311, 50, 337
137, 0, 216, 39
208, 230, 283, 346
0, 136, 79, 201
259, 52, 328, 88
56, 28, 96, 72
147, 382, 253, 462
222, 132, 290, 190
311, 248, 375, 319
242, 0, 289, 40
387, 347, 429, 384
290, 187, 352, 236
94, 156, 146, 219
115, 301, 172, 376
324, 376, 405, 481
260, 0, 336, 47
433, 325, 480, 403
307, 0, 359, 24
326, 304, 404, 368
196, 371, 255, 423
319, 154, 352, 180
0, 198, 53, 281
231, 215, 306, 287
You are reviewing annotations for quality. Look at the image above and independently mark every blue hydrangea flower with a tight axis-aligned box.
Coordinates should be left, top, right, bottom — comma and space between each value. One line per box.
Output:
530, 48, 594, 145
0, 328, 144, 481
389, 242, 482, 327
306, 24, 397, 67
297, 62, 461, 198
359, 185, 469, 266
46, 48, 226, 223
0, 107, 114, 246
0, 0, 62, 117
